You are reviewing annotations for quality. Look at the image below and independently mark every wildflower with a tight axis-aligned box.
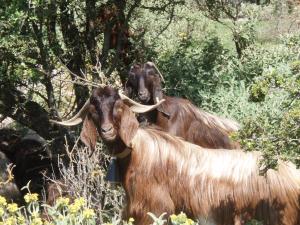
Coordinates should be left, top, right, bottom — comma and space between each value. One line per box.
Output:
170, 214, 177, 221
31, 211, 40, 218
0, 207, 4, 216
30, 217, 43, 225
17, 215, 26, 224
68, 197, 85, 214
55, 197, 70, 207
68, 203, 80, 214
128, 217, 135, 223
7, 203, 18, 213
82, 208, 95, 219
74, 197, 85, 207
0, 196, 7, 206
4, 216, 17, 225
24, 193, 39, 203
185, 218, 195, 225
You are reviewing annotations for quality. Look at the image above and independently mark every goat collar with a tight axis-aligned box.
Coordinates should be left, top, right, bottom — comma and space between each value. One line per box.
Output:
112, 148, 132, 159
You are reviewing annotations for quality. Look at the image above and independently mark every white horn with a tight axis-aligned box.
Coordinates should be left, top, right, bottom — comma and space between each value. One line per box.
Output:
118, 91, 165, 113
50, 99, 90, 126
145, 62, 165, 83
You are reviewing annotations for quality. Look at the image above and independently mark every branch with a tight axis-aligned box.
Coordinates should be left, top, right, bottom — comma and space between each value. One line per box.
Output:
154, 4, 176, 38
56, 57, 100, 87
52, 78, 99, 88
141, 0, 184, 11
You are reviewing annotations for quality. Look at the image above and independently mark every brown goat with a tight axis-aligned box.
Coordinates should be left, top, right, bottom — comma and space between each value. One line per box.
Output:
51, 86, 300, 225
125, 62, 240, 149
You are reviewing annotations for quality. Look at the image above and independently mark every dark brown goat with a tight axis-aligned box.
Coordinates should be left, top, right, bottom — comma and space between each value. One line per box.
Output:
51, 86, 300, 225
0, 129, 53, 198
125, 62, 240, 149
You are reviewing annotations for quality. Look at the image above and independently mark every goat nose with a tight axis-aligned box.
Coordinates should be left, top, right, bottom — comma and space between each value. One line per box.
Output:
101, 125, 113, 133
139, 90, 146, 96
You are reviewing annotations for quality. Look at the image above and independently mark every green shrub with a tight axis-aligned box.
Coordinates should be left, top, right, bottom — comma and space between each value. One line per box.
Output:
158, 34, 229, 105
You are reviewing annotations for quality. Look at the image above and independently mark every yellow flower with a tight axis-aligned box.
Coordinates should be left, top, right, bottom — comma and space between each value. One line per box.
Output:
74, 197, 85, 207
17, 215, 26, 224
55, 197, 70, 207
185, 218, 195, 225
0, 207, 4, 216
128, 217, 135, 223
170, 214, 177, 221
68, 203, 80, 214
0, 196, 7, 206
7, 203, 18, 213
82, 208, 95, 219
31, 211, 40, 218
4, 216, 17, 225
24, 193, 39, 203
30, 217, 43, 225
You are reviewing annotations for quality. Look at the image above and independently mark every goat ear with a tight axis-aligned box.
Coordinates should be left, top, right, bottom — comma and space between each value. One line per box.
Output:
152, 85, 163, 102
80, 113, 98, 151
152, 85, 170, 118
113, 100, 139, 147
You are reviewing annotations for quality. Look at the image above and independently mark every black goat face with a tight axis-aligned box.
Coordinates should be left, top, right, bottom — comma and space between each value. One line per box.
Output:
126, 63, 163, 104
89, 86, 120, 142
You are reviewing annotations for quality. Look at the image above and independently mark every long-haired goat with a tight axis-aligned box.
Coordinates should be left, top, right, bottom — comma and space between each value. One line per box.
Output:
51, 86, 300, 225
125, 62, 240, 149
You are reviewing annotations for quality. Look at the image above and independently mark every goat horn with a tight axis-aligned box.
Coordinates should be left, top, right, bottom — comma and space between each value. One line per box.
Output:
118, 91, 165, 113
145, 62, 165, 83
49, 99, 90, 126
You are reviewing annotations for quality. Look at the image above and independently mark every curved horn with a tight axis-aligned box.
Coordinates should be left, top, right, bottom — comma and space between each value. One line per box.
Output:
145, 62, 165, 83
50, 99, 90, 126
118, 91, 165, 113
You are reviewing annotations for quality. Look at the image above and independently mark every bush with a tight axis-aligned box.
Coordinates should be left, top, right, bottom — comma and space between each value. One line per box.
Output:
53, 143, 125, 223
158, 34, 230, 105
200, 34, 300, 169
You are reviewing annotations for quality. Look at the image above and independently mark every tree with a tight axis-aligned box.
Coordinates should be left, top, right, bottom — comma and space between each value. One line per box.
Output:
0, 0, 184, 150
194, 0, 256, 58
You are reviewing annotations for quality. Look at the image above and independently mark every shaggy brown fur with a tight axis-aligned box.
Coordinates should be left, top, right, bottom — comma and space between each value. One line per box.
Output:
78, 87, 300, 225
125, 62, 240, 149
126, 126, 300, 225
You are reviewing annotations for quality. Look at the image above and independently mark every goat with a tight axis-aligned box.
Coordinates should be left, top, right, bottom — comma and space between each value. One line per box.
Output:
0, 128, 54, 197
0, 151, 22, 203
51, 86, 300, 225
125, 62, 240, 149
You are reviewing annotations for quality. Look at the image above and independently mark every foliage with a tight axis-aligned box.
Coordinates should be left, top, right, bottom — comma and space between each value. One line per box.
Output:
198, 33, 300, 169
0, 193, 97, 225
0, 0, 300, 224
195, 0, 259, 57
170, 212, 195, 225
54, 143, 124, 223
0, 193, 197, 225
159, 34, 230, 105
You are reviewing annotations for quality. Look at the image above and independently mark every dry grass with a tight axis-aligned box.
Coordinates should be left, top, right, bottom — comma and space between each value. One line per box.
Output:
47, 140, 125, 223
